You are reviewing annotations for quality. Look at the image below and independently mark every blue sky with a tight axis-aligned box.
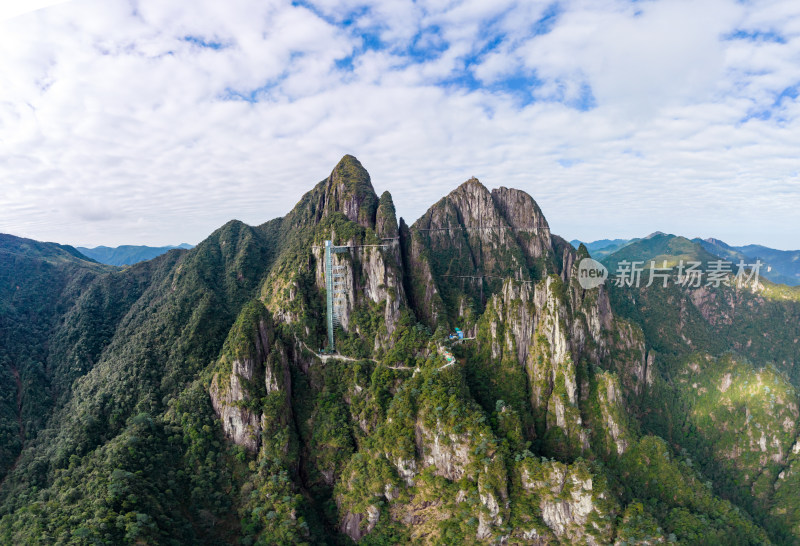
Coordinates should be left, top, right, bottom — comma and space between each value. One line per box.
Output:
0, 0, 799, 249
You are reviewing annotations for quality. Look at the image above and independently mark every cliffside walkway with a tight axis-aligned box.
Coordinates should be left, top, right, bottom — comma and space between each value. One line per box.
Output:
297, 337, 472, 372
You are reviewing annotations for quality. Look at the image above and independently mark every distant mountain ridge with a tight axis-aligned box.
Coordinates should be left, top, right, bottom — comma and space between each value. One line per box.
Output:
77, 243, 194, 266
697, 238, 800, 286
600, 233, 722, 273
576, 234, 800, 286
0, 233, 110, 265
570, 237, 635, 259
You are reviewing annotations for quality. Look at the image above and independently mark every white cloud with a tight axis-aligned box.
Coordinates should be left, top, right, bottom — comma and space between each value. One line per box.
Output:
0, 0, 799, 249
0, 0, 71, 22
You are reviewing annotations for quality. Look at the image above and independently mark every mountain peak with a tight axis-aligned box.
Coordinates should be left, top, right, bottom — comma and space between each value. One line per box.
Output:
331, 154, 373, 191
375, 190, 398, 238
283, 156, 380, 232
702, 237, 731, 249
323, 155, 379, 229
431, 176, 492, 214
490, 186, 550, 232
453, 176, 488, 194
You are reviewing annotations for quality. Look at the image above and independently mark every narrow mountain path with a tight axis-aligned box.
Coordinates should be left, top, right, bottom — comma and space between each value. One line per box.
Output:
438, 345, 456, 369
435, 336, 475, 370
296, 338, 377, 363
296, 337, 470, 372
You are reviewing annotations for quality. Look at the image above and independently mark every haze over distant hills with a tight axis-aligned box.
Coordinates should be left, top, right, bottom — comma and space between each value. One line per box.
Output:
77, 243, 194, 266
696, 239, 800, 286
573, 235, 800, 286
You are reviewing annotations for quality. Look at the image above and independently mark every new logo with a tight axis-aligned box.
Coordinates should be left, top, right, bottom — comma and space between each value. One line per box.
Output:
577, 258, 608, 289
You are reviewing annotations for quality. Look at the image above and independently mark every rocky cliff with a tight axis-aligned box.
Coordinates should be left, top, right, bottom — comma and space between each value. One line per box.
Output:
405, 178, 557, 331
209, 301, 287, 452
318, 171, 657, 543
261, 155, 407, 354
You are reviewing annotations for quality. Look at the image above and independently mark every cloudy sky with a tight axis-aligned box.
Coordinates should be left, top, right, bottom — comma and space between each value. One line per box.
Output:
1, 0, 799, 249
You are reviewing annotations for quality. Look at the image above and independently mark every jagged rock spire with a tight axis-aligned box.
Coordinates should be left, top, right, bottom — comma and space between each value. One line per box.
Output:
323, 155, 379, 229
281, 154, 380, 232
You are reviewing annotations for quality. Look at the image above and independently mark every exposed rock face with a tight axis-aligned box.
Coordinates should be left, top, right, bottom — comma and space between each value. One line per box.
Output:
393, 457, 418, 486
688, 285, 737, 326
363, 247, 405, 338
678, 354, 799, 499
15, 154, 799, 546
517, 458, 617, 544
605, 318, 651, 398
408, 422, 509, 541
418, 180, 523, 266
476, 493, 500, 539
257, 162, 651, 544
478, 268, 644, 454
490, 186, 552, 264
326, 156, 379, 229
406, 178, 562, 330
435, 203, 637, 363
307, 184, 405, 324
301, 154, 380, 230
209, 303, 282, 452
401, 219, 446, 328
578, 283, 614, 342
375, 191, 399, 239
340, 505, 379, 542
596, 372, 630, 455
210, 373, 262, 452
477, 472, 508, 540
310, 240, 406, 343
552, 235, 576, 282
416, 421, 471, 481
262, 154, 408, 350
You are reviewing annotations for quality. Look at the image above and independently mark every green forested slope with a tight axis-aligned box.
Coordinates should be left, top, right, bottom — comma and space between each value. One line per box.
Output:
0, 235, 113, 480
602, 236, 800, 543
